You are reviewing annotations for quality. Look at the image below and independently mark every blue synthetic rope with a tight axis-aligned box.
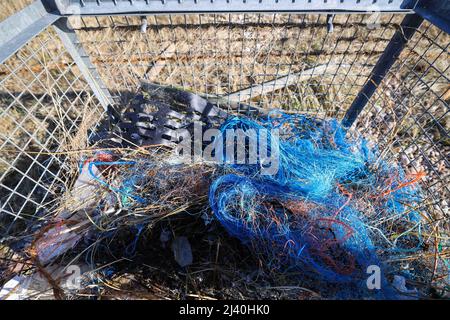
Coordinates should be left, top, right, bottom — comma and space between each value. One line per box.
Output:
87, 161, 147, 204
208, 112, 425, 298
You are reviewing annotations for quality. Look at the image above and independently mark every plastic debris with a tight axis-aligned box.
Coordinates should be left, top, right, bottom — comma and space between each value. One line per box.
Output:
32, 158, 108, 265
0, 264, 89, 300
33, 223, 84, 265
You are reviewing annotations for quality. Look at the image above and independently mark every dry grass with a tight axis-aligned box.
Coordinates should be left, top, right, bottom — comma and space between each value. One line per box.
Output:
73, 14, 401, 113
0, 2, 448, 299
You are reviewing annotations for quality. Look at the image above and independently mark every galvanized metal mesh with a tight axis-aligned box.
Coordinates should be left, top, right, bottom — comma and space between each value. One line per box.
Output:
0, 12, 448, 237
358, 20, 449, 221
71, 14, 402, 115
0, 27, 105, 235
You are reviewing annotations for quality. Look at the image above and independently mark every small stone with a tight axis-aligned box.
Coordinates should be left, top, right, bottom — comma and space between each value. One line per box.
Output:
400, 154, 409, 166
171, 236, 193, 267
160, 228, 171, 246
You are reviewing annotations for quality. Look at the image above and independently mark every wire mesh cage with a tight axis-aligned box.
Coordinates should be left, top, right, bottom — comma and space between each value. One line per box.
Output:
0, 0, 448, 299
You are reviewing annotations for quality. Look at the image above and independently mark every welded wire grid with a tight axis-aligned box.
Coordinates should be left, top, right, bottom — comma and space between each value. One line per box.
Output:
0, 12, 448, 236
71, 13, 403, 115
0, 27, 105, 236
356, 20, 449, 221
71, 13, 448, 217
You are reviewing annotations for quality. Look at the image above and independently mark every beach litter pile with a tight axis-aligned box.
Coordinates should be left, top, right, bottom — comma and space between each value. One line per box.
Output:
0, 84, 448, 300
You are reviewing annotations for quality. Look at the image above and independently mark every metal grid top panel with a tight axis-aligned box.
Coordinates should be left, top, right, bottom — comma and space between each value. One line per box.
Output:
54, 0, 414, 15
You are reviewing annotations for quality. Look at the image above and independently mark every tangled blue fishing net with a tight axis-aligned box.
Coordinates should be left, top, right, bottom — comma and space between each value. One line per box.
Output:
209, 111, 427, 299
80, 109, 431, 299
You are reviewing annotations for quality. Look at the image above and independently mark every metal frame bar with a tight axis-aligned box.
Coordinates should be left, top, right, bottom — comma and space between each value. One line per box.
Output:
53, 17, 114, 109
0, 1, 113, 110
0, 1, 59, 64
49, 0, 414, 15
341, 13, 424, 128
